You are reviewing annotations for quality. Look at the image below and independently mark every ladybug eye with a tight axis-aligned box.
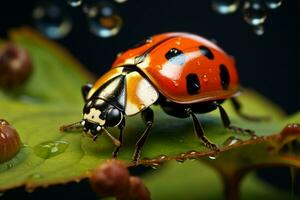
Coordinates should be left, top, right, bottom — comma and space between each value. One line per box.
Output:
106, 108, 122, 127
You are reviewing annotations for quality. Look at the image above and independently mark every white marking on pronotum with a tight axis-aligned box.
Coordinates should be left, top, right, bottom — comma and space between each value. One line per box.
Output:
84, 108, 105, 125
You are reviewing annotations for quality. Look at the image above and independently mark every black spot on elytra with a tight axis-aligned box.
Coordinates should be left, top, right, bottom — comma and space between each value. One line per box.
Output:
199, 46, 214, 60
165, 48, 186, 65
186, 74, 201, 95
220, 64, 230, 90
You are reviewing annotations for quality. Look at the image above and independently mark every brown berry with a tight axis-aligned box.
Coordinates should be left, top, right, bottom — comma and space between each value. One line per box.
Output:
0, 119, 21, 163
126, 176, 151, 200
90, 159, 130, 197
0, 43, 33, 89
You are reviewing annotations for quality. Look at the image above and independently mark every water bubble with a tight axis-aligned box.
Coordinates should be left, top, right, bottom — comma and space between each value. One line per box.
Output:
156, 154, 167, 162
22, 143, 30, 148
186, 150, 198, 160
175, 157, 186, 163
208, 155, 217, 160
212, 0, 240, 14
265, 0, 282, 9
66, 0, 82, 7
6, 163, 13, 169
253, 25, 264, 35
28, 173, 42, 179
202, 75, 209, 83
176, 153, 187, 163
85, 1, 122, 38
33, 0, 72, 39
34, 140, 69, 159
150, 162, 159, 169
223, 136, 242, 146
243, 0, 267, 26
114, 0, 127, 3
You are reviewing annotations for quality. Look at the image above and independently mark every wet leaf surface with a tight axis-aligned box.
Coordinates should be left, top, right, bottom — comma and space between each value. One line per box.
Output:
0, 28, 299, 195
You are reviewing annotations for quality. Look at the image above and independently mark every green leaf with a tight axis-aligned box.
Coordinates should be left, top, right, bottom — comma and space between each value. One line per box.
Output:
143, 160, 299, 200
0, 27, 299, 194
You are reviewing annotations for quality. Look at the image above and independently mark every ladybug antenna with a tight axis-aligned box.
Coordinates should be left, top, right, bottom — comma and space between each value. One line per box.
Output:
59, 121, 83, 132
103, 127, 121, 147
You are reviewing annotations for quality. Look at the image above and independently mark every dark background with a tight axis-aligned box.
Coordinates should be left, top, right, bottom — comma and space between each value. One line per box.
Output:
0, 0, 299, 114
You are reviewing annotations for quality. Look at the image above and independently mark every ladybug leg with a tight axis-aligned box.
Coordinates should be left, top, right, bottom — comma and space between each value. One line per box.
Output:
186, 108, 219, 151
132, 108, 154, 163
230, 97, 269, 121
215, 102, 257, 138
112, 119, 125, 158
81, 83, 93, 102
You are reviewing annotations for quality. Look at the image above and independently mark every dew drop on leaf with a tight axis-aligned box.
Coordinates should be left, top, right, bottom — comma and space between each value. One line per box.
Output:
66, 0, 82, 7
212, 0, 240, 14
150, 162, 159, 169
84, 1, 122, 38
28, 173, 43, 179
114, 0, 127, 3
243, 0, 267, 26
34, 140, 69, 159
223, 136, 242, 146
33, 0, 72, 39
6, 163, 14, 169
208, 155, 217, 160
265, 0, 282, 9
156, 154, 167, 162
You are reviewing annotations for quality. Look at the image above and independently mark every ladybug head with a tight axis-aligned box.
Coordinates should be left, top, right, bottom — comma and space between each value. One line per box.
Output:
81, 99, 123, 140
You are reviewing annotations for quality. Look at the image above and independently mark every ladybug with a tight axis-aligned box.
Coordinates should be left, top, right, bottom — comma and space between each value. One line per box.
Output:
62, 32, 257, 162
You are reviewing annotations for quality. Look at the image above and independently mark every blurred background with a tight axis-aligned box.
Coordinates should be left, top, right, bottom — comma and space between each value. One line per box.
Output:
0, 1, 299, 199
0, 0, 299, 114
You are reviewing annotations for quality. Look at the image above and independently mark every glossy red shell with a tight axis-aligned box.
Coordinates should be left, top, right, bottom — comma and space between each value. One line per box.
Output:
111, 32, 239, 104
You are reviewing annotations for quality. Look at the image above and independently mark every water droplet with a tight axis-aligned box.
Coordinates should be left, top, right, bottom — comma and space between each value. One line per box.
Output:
66, 0, 82, 7
186, 150, 198, 156
34, 140, 69, 159
22, 143, 30, 148
243, 0, 267, 26
114, 0, 127, 3
156, 154, 167, 162
253, 25, 264, 35
176, 153, 187, 163
212, 0, 240, 14
150, 162, 159, 169
202, 74, 209, 83
172, 80, 179, 87
208, 155, 217, 160
28, 173, 42, 179
175, 40, 181, 46
175, 157, 186, 163
223, 136, 242, 146
265, 0, 282, 9
278, 123, 300, 142
33, 0, 72, 39
85, 1, 122, 38
186, 150, 198, 160
7, 163, 13, 169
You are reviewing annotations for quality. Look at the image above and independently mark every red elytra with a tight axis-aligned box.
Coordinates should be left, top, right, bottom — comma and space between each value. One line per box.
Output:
111, 32, 239, 104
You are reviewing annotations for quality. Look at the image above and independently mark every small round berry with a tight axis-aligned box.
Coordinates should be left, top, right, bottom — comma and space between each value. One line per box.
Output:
0, 119, 21, 163
90, 159, 130, 197
127, 176, 151, 200
0, 43, 33, 89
